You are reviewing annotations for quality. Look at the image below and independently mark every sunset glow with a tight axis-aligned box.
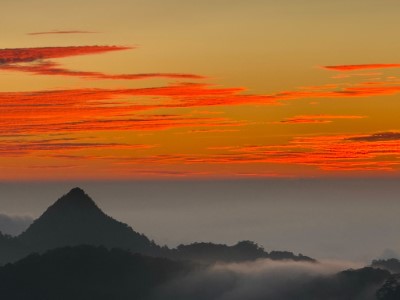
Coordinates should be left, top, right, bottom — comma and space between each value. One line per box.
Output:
2, 0, 400, 180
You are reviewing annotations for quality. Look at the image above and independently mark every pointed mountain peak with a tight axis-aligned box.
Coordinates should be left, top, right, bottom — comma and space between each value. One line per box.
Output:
68, 187, 86, 196
49, 187, 101, 212
18, 187, 155, 254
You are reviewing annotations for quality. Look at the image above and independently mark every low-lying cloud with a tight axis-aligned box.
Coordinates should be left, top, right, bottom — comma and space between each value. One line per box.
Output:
153, 259, 374, 300
0, 213, 33, 236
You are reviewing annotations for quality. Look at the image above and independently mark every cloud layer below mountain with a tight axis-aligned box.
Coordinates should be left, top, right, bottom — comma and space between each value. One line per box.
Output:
0, 213, 33, 236
154, 259, 367, 300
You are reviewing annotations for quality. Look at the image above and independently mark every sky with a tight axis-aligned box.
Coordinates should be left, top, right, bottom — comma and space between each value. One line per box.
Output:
1, 1, 400, 261
1, 0, 400, 180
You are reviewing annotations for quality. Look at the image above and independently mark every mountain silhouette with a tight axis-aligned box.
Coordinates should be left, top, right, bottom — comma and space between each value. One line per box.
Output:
0, 245, 391, 300
0, 187, 314, 265
18, 188, 159, 254
172, 241, 316, 263
0, 245, 190, 300
0, 188, 394, 299
371, 258, 400, 274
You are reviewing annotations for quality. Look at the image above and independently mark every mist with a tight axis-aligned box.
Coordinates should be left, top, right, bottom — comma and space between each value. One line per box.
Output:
0, 213, 33, 236
152, 259, 380, 300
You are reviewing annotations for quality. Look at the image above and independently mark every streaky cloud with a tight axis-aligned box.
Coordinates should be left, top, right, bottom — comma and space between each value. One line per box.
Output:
0, 45, 131, 64
135, 133, 400, 172
0, 46, 205, 80
276, 115, 367, 124
0, 138, 154, 156
27, 30, 99, 35
324, 64, 400, 71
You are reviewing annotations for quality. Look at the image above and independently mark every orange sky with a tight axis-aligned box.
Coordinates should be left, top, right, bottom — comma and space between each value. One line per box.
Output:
1, 0, 400, 180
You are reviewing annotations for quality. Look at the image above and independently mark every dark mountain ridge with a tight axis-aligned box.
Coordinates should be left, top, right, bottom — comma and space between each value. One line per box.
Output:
0, 245, 393, 300
0, 245, 191, 300
371, 258, 400, 274
0, 187, 314, 265
171, 240, 315, 263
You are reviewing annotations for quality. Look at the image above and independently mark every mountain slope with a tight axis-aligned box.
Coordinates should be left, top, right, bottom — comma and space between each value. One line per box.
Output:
0, 232, 28, 265
0, 245, 190, 300
18, 188, 158, 254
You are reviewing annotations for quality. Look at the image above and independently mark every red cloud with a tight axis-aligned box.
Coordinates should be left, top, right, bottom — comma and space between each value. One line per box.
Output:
3, 42, 400, 177
131, 133, 400, 172
0, 82, 277, 141
323, 64, 400, 71
0, 85, 248, 135
1, 61, 205, 80
188, 129, 240, 133
277, 115, 367, 124
0, 137, 152, 156
3, 79, 400, 139
0, 82, 272, 110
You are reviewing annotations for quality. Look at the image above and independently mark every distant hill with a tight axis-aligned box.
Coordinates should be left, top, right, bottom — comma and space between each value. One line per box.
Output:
173, 241, 315, 263
0, 245, 190, 300
0, 187, 315, 265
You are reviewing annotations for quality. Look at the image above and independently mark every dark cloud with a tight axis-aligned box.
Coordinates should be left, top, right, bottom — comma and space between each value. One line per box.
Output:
0, 46, 205, 80
347, 132, 400, 142
0, 138, 156, 156
28, 30, 99, 35
0, 46, 130, 64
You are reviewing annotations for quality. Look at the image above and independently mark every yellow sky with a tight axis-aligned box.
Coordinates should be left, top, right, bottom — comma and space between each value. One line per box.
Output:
1, 0, 400, 180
